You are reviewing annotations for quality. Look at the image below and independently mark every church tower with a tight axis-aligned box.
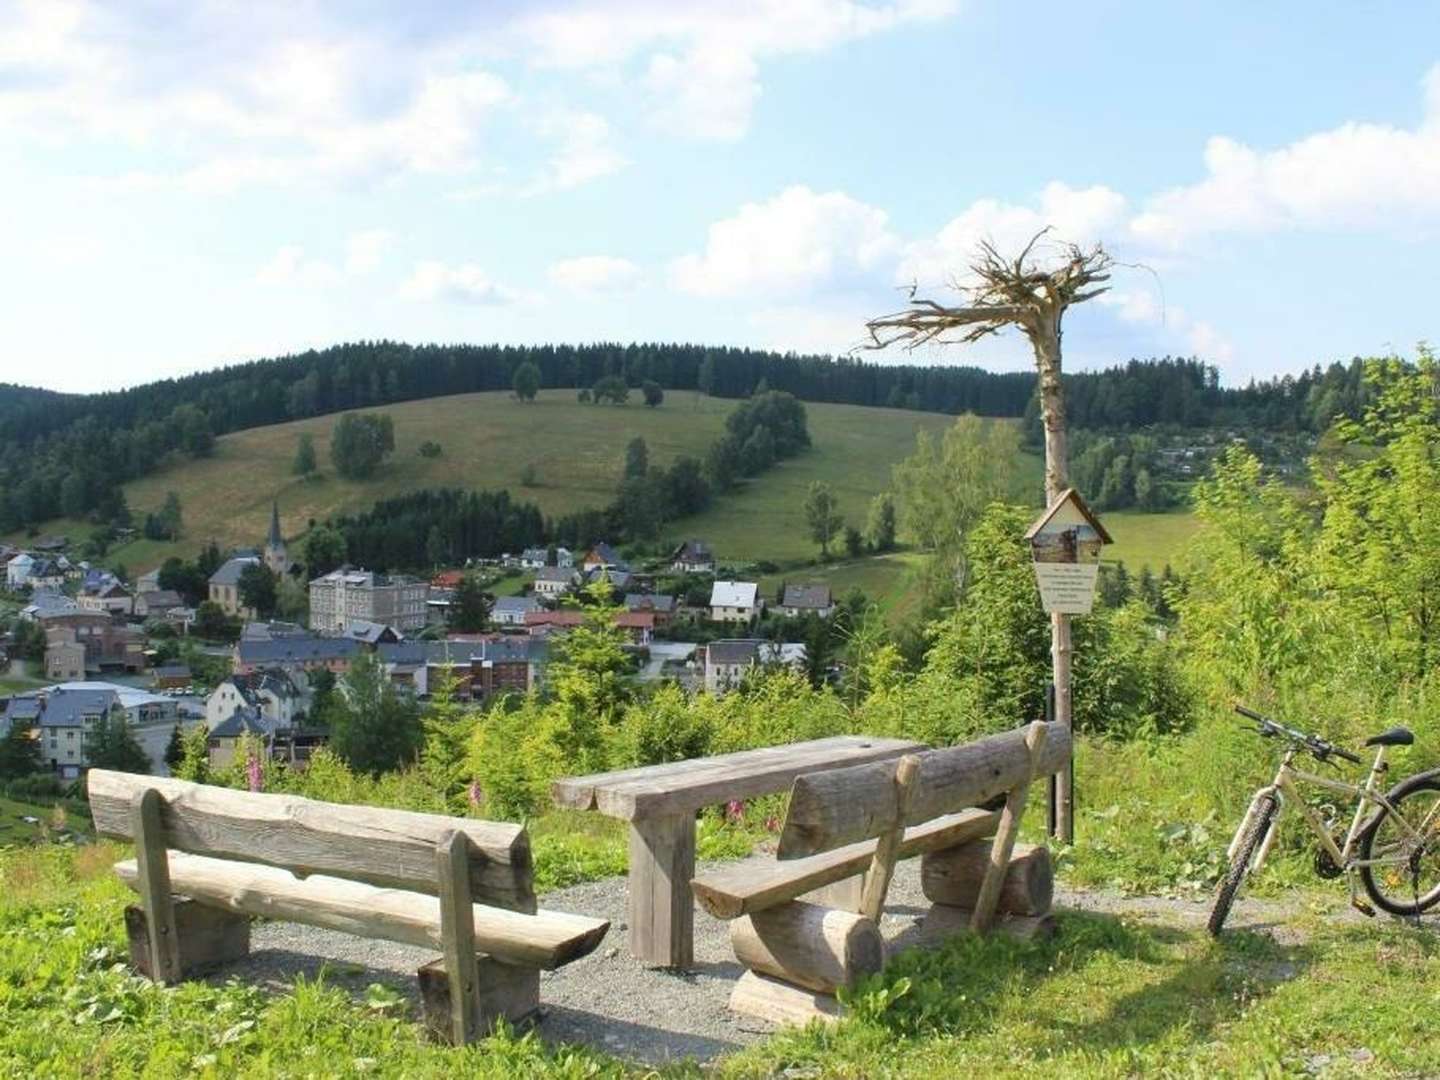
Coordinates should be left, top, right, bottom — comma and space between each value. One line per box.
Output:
264, 500, 289, 575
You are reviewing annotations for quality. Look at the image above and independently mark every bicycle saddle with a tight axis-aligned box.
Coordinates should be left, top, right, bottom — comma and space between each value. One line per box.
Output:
1364, 726, 1414, 747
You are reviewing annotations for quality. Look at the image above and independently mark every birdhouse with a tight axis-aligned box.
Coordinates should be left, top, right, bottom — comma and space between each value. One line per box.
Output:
1024, 488, 1112, 615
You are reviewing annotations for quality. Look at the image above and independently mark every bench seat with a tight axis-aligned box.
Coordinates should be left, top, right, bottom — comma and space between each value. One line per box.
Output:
115, 852, 609, 970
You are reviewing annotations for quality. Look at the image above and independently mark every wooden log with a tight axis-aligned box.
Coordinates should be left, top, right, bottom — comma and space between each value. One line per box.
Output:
627, 811, 695, 969
692, 808, 999, 919
779, 722, 1071, 858
859, 754, 921, 920
125, 898, 250, 979
921, 841, 1052, 916
89, 770, 536, 912
801, 875, 863, 912
919, 901, 1056, 943
971, 722, 1048, 934
114, 853, 608, 970
551, 735, 924, 820
436, 831, 479, 1045
418, 955, 539, 1042
728, 970, 842, 1027
730, 901, 883, 994
132, 789, 182, 985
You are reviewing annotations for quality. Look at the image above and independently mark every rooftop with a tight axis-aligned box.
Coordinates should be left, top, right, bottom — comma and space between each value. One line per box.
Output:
710, 580, 759, 608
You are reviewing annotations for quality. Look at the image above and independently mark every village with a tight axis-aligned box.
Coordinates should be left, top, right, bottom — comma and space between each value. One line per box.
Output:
0, 505, 835, 781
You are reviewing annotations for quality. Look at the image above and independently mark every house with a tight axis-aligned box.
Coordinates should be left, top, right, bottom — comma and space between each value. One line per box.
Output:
431, 569, 466, 590
308, 568, 429, 633
240, 620, 310, 641
4, 553, 35, 590
45, 620, 145, 674
19, 592, 82, 622
27, 559, 67, 591
26, 681, 180, 779
492, 595, 541, 627
135, 568, 161, 593
777, 583, 836, 619
580, 542, 626, 573
702, 639, 808, 695
524, 609, 586, 635
233, 635, 361, 676
584, 566, 633, 594
152, 664, 192, 690
209, 556, 261, 618
45, 639, 87, 682
710, 580, 761, 623
77, 579, 133, 617
554, 547, 575, 569
624, 593, 676, 627
519, 547, 549, 570
165, 607, 197, 633
670, 540, 715, 575
340, 619, 402, 646
376, 638, 542, 701
533, 566, 578, 599
613, 610, 655, 646
206, 668, 307, 733
134, 589, 185, 620
206, 707, 272, 769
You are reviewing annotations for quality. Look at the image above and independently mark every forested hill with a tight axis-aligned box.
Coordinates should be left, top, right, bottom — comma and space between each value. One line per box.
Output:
0, 341, 1374, 533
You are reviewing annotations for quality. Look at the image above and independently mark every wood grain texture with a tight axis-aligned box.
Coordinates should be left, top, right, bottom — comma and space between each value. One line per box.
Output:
131, 789, 181, 984
627, 812, 696, 968
971, 722, 1048, 934
728, 970, 842, 1027
920, 841, 1052, 916
114, 853, 608, 969
730, 901, 883, 993
778, 722, 1071, 858
90, 770, 536, 912
436, 831, 479, 1045
859, 753, 921, 921
124, 899, 249, 979
691, 808, 999, 919
418, 956, 539, 1042
552, 735, 924, 821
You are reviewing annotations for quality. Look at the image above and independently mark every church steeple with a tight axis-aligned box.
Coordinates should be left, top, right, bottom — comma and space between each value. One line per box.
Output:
267, 500, 282, 549
264, 500, 288, 575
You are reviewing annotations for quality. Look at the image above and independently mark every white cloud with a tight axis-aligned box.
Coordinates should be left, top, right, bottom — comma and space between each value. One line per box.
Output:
671, 185, 897, 296
548, 255, 641, 292
255, 245, 340, 287
514, 1, 958, 140
399, 260, 522, 305
526, 110, 627, 193
345, 229, 394, 274
1132, 63, 1440, 246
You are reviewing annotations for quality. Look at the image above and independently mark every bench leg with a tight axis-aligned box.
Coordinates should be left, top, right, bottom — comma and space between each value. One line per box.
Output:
125, 899, 251, 980
418, 955, 540, 1043
627, 812, 695, 969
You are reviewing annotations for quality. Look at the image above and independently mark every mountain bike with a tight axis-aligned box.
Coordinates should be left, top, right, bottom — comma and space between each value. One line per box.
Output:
1209, 704, 1440, 935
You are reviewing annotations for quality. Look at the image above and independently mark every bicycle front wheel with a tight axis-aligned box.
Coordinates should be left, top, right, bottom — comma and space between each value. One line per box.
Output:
1360, 771, 1440, 916
1209, 793, 1277, 936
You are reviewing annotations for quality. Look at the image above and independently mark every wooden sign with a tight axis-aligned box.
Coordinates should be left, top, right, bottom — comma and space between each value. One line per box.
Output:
1023, 489, 1111, 615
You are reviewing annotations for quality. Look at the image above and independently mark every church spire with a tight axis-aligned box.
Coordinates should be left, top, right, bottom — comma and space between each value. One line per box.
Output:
267, 499, 282, 548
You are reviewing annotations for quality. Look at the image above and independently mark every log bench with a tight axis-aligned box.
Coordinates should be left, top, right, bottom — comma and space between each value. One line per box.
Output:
552, 734, 924, 968
88, 770, 610, 1045
690, 721, 1070, 1024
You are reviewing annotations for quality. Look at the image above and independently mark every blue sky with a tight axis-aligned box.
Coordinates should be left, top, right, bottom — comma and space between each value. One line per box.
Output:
2, 0, 1438, 393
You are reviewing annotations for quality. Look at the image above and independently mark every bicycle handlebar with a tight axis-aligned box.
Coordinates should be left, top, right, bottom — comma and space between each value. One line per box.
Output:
1233, 704, 1364, 765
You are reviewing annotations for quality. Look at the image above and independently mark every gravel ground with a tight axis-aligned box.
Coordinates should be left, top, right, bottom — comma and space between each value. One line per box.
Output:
219, 854, 1417, 1067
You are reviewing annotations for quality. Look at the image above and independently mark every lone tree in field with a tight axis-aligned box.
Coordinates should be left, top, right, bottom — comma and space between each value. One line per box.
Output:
864, 230, 1114, 844
803, 481, 845, 559
512, 361, 541, 402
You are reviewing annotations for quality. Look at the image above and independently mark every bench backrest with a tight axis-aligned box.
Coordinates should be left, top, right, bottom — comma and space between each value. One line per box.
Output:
89, 770, 537, 913
777, 721, 1071, 859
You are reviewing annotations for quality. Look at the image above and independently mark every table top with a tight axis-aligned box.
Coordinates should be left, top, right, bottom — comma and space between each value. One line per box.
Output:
551, 734, 925, 822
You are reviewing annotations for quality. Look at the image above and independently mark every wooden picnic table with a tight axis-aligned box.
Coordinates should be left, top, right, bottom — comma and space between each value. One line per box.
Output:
551, 734, 925, 968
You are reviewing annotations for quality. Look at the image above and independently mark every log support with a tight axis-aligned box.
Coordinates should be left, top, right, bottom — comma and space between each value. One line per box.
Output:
971, 722, 1048, 934
730, 901, 883, 994
418, 955, 540, 1043
124, 899, 250, 979
627, 812, 695, 969
922, 901, 1056, 943
728, 970, 842, 1027
921, 841, 1052, 916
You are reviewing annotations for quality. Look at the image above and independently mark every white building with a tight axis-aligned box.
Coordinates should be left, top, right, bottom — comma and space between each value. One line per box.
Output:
710, 580, 761, 623
702, 639, 807, 694
205, 669, 308, 732
5, 553, 35, 590
18, 681, 183, 779
533, 567, 578, 599
308, 568, 429, 633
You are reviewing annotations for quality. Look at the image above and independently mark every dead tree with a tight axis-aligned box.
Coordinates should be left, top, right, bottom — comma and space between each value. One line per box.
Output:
864, 231, 1113, 842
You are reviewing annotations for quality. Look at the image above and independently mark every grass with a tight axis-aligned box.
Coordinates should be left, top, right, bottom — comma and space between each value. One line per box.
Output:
2, 838, 1436, 1078
759, 551, 929, 621
1101, 508, 1201, 572
0, 659, 46, 695
0, 796, 58, 845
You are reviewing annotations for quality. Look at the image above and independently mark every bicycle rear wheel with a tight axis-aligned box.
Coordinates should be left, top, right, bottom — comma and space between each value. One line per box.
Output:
1209, 793, 1277, 936
1359, 771, 1440, 916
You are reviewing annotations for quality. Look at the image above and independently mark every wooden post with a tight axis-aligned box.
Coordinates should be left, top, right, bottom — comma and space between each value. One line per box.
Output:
1052, 614, 1074, 843
972, 723, 1048, 934
435, 830, 480, 1045
627, 812, 696, 969
131, 788, 182, 984
859, 754, 921, 922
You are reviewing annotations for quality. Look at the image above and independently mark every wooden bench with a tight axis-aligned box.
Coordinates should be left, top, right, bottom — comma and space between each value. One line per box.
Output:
552, 734, 924, 968
690, 721, 1069, 1024
88, 770, 610, 1045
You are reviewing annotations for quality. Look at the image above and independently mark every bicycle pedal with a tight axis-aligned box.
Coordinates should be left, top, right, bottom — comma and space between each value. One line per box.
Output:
1351, 898, 1376, 918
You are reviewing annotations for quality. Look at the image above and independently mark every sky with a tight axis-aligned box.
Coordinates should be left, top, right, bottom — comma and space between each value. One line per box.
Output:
2, 0, 1439, 394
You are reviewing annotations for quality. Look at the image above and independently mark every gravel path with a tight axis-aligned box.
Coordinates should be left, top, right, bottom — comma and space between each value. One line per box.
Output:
219, 855, 1420, 1067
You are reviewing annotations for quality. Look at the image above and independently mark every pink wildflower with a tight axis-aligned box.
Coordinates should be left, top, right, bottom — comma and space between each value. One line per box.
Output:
467, 780, 483, 809
765, 815, 780, 833
246, 752, 263, 793
726, 799, 744, 824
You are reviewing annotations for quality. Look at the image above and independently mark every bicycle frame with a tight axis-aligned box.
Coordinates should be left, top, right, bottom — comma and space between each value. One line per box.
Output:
1228, 743, 1440, 895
